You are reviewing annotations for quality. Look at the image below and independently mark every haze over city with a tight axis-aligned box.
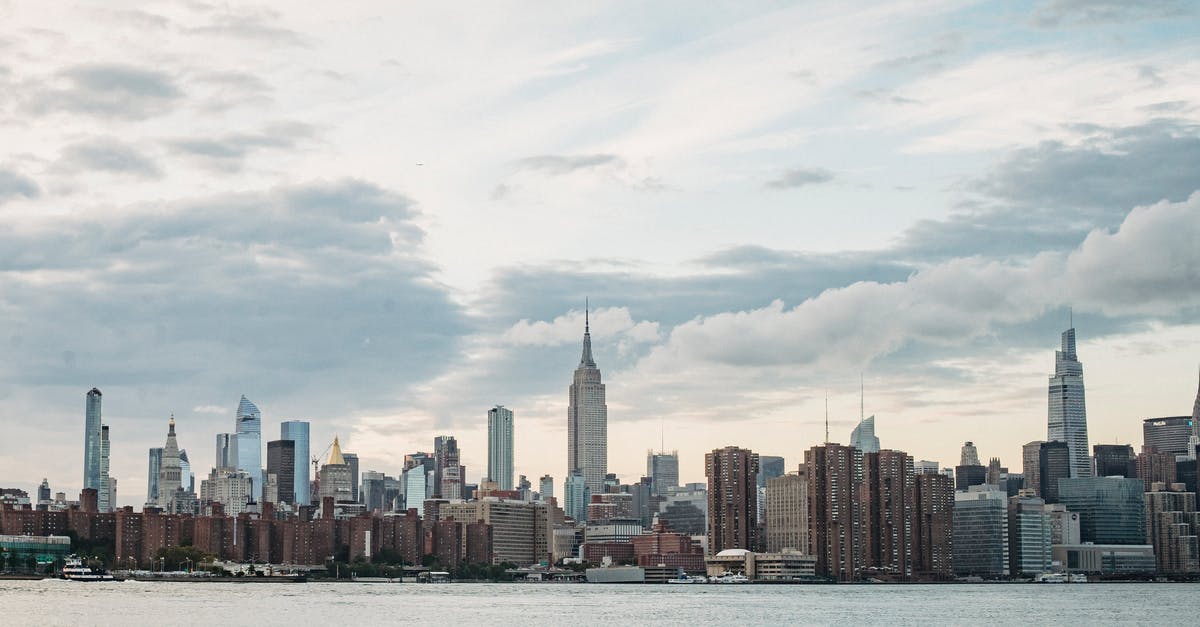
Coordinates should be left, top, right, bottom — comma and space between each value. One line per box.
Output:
1, 0, 1198, 507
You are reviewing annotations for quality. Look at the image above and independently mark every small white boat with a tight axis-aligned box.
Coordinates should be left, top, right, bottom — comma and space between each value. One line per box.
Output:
62, 557, 118, 582
667, 574, 708, 584
709, 573, 750, 584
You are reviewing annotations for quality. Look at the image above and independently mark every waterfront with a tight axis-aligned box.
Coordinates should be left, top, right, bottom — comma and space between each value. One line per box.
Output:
3, 581, 1197, 626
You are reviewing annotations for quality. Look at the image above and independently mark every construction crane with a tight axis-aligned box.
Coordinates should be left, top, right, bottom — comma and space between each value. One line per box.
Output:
312, 440, 334, 477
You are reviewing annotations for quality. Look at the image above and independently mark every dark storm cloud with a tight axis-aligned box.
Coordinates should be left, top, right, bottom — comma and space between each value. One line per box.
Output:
515, 154, 623, 175
899, 118, 1200, 259
165, 122, 317, 172
23, 64, 183, 119
0, 180, 467, 430
53, 137, 162, 178
1031, 0, 1192, 27
0, 169, 40, 204
765, 167, 834, 189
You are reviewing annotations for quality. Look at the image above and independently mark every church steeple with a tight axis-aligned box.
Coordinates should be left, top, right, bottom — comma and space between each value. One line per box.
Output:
579, 299, 596, 368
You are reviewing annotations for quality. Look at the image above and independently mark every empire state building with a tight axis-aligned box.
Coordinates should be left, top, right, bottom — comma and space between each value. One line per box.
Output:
568, 306, 608, 494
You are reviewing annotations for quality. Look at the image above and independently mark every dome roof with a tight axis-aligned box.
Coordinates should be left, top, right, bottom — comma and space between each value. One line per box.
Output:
715, 548, 751, 557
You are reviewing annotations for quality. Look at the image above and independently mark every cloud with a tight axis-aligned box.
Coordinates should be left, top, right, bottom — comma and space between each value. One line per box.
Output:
514, 154, 623, 175
766, 167, 834, 189
187, 11, 310, 46
23, 64, 183, 119
1031, 0, 1192, 27
53, 137, 162, 178
0, 169, 40, 204
192, 71, 273, 111
165, 122, 317, 172
502, 307, 660, 347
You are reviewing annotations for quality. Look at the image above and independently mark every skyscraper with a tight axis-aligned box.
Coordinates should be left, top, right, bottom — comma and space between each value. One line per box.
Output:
959, 441, 980, 466
953, 488, 1009, 577
38, 479, 50, 504
267, 439, 296, 505
1058, 477, 1146, 544
1047, 325, 1090, 478
318, 436, 353, 504
235, 395, 262, 502
912, 473, 954, 579
863, 450, 915, 578
157, 415, 182, 510
98, 425, 113, 513
1142, 416, 1194, 457
1093, 444, 1136, 478
215, 433, 236, 469
765, 471, 807, 553
280, 421, 311, 506
433, 435, 459, 497
83, 388, 103, 493
1022, 441, 1044, 498
1192, 366, 1200, 439
567, 306, 608, 494
147, 447, 163, 504
850, 416, 880, 454
646, 450, 679, 496
564, 472, 588, 522
488, 407, 514, 490
539, 475, 554, 502
1038, 441, 1071, 504
179, 449, 193, 494
705, 446, 759, 555
343, 452, 360, 502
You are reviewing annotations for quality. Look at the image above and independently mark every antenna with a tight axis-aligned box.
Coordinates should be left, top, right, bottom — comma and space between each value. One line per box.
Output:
824, 389, 830, 445
585, 297, 590, 333
1069, 305, 1073, 329
860, 373, 864, 421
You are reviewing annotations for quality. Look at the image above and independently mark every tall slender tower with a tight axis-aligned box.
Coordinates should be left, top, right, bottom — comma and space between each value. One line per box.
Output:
280, 421, 311, 506
235, 396, 263, 502
157, 415, 182, 509
98, 425, 113, 512
488, 406, 514, 490
83, 388, 103, 492
568, 303, 608, 494
1047, 324, 1091, 478
1191, 366, 1199, 439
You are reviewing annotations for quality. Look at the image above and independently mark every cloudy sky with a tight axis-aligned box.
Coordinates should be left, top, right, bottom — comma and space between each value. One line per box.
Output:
1, 1, 1198, 506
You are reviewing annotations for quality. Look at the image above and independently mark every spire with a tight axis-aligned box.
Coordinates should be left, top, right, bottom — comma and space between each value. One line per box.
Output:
1192, 365, 1200, 432
328, 435, 346, 466
168, 413, 175, 436
579, 301, 596, 368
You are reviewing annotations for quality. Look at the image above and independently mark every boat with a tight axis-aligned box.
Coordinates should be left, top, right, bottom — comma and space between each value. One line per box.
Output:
62, 557, 120, 582
667, 574, 708, 584
709, 573, 750, 584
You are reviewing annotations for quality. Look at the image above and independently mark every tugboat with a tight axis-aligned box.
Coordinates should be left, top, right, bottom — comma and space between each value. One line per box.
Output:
62, 556, 120, 582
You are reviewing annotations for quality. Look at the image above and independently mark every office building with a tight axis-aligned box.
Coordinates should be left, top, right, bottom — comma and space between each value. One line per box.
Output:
83, 388, 103, 494
864, 450, 914, 578
199, 467, 253, 515
658, 483, 707, 537
280, 421, 311, 506
1047, 325, 1091, 478
266, 439, 296, 505
960, 441, 980, 466
318, 436, 353, 503
914, 460, 939, 475
488, 407, 515, 490
1021, 441, 1044, 498
179, 449, 193, 494
147, 448, 163, 504
360, 470, 387, 513
234, 395, 263, 502
1093, 443, 1136, 478
439, 499, 553, 566
1058, 477, 1146, 544
953, 487, 1008, 577
1138, 446, 1178, 490
37, 479, 50, 505
706, 446, 759, 555
850, 416, 880, 454
955, 464, 987, 492
434, 435, 461, 498
215, 433, 236, 469
1008, 495, 1051, 576
765, 472, 807, 553
1052, 543, 1155, 575
1044, 503, 1081, 545
647, 450, 679, 496
156, 415, 183, 510
1038, 441, 1071, 504
539, 475, 553, 503
401, 463, 427, 512
342, 452, 360, 503
912, 473, 954, 579
567, 306, 608, 494
806, 443, 866, 581
1143, 417, 1194, 458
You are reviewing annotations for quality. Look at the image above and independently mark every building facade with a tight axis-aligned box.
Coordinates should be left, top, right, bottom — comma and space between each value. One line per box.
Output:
647, 450, 679, 496
705, 446, 759, 555
850, 416, 880, 453
1047, 326, 1091, 478
156, 416, 182, 510
863, 450, 914, 578
806, 443, 866, 581
912, 473, 954, 579
1039, 441, 1071, 503
488, 406, 514, 490
235, 396, 263, 502
280, 421, 311, 506
1058, 477, 1146, 545
952, 488, 1009, 577
83, 388, 103, 494
1143, 416, 1194, 458
266, 439, 296, 505
1093, 443, 1136, 478
567, 308, 608, 494
765, 472, 807, 553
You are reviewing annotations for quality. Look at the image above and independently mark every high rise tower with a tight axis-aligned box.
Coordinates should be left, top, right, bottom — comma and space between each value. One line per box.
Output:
850, 416, 880, 454
235, 395, 263, 502
157, 415, 182, 509
280, 421, 311, 506
83, 388, 103, 493
1047, 325, 1091, 478
488, 406, 514, 491
99, 425, 113, 512
1191, 366, 1200, 439
568, 304, 608, 494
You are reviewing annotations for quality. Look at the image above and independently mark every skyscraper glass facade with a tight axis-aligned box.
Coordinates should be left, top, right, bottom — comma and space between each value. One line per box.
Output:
83, 388, 102, 492
488, 406, 514, 490
235, 395, 262, 502
647, 451, 679, 495
1058, 477, 1146, 545
281, 420, 311, 505
1048, 327, 1090, 478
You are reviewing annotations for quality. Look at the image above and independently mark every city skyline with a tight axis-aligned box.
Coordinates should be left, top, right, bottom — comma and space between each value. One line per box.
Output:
1, 2, 1199, 505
